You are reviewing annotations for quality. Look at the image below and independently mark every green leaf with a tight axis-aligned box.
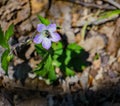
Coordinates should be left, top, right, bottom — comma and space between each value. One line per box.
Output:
44, 55, 57, 81
51, 42, 63, 67
65, 67, 75, 76
52, 42, 63, 60
37, 15, 50, 26
44, 55, 53, 72
52, 60, 61, 67
98, 9, 120, 20
48, 65, 57, 81
1, 49, 10, 74
0, 27, 9, 49
35, 55, 56, 81
81, 22, 88, 40
65, 43, 83, 65
5, 24, 14, 41
35, 44, 47, 57
7, 54, 14, 62
67, 43, 83, 53
34, 53, 48, 73
35, 68, 47, 77
65, 49, 71, 65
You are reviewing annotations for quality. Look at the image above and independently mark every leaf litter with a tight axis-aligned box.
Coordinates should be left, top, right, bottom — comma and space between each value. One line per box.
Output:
0, 0, 120, 105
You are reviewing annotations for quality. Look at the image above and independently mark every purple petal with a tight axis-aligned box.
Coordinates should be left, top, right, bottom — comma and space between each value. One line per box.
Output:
47, 24, 56, 32
42, 38, 51, 50
50, 32, 61, 42
33, 34, 43, 44
37, 24, 46, 32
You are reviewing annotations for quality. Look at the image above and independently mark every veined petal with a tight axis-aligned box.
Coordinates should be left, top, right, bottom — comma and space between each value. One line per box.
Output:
33, 34, 43, 44
37, 24, 46, 32
47, 24, 56, 32
50, 32, 61, 42
42, 38, 51, 50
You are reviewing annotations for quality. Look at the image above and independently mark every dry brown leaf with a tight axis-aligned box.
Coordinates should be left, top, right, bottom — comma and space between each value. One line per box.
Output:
79, 69, 89, 89
72, 13, 80, 26
31, 0, 48, 14
117, 56, 120, 62
75, 32, 82, 43
93, 59, 101, 69
79, 34, 105, 53
105, 18, 120, 57
88, 75, 94, 87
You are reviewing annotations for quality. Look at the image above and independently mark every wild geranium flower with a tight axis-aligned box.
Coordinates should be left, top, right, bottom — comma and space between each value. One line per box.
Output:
33, 24, 61, 50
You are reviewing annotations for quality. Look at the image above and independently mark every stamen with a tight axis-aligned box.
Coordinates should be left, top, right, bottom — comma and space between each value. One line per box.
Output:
43, 30, 51, 38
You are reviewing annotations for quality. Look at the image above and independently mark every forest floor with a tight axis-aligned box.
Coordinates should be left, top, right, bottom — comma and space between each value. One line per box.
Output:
0, 0, 120, 106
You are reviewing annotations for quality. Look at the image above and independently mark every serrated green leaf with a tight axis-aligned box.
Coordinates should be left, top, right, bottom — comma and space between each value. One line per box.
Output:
46, 55, 56, 81
35, 68, 47, 77
65, 43, 83, 65
65, 67, 75, 76
34, 53, 48, 73
1, 49, 10, 74
52, 42, 63, 51
0, 27, 9, 49
67, 43, 83, 53
52, 60, 61, 67
34, 55, 56, 81
52, 42, 63, 60
44, 55, 52, 70
37, 15, 50, 26
35, 44, 47, 57
43, 55, 56, 81
48, 65, 57, 81
5, 24, 14, 41
65, 49, 71, 65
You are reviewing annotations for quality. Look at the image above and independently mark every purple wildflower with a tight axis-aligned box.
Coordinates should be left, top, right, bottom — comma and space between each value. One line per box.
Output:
33, 24, 61, 50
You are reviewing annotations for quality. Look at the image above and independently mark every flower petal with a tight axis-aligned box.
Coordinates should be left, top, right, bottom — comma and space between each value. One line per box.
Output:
42, 38, 51, 50
37, 24, 46, 32
47, 24, 56, 32
33, 34, 43, 44
50, 32, 61, 42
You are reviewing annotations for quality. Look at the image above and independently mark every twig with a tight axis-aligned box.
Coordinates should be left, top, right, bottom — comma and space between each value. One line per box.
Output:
45, 0, 52, 17
103, 0, 120, 9
58, 0, 116, 10
72, 16, 119, 28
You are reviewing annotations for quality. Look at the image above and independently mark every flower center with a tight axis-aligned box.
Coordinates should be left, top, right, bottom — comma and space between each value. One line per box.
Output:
42, 30, 51, 38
